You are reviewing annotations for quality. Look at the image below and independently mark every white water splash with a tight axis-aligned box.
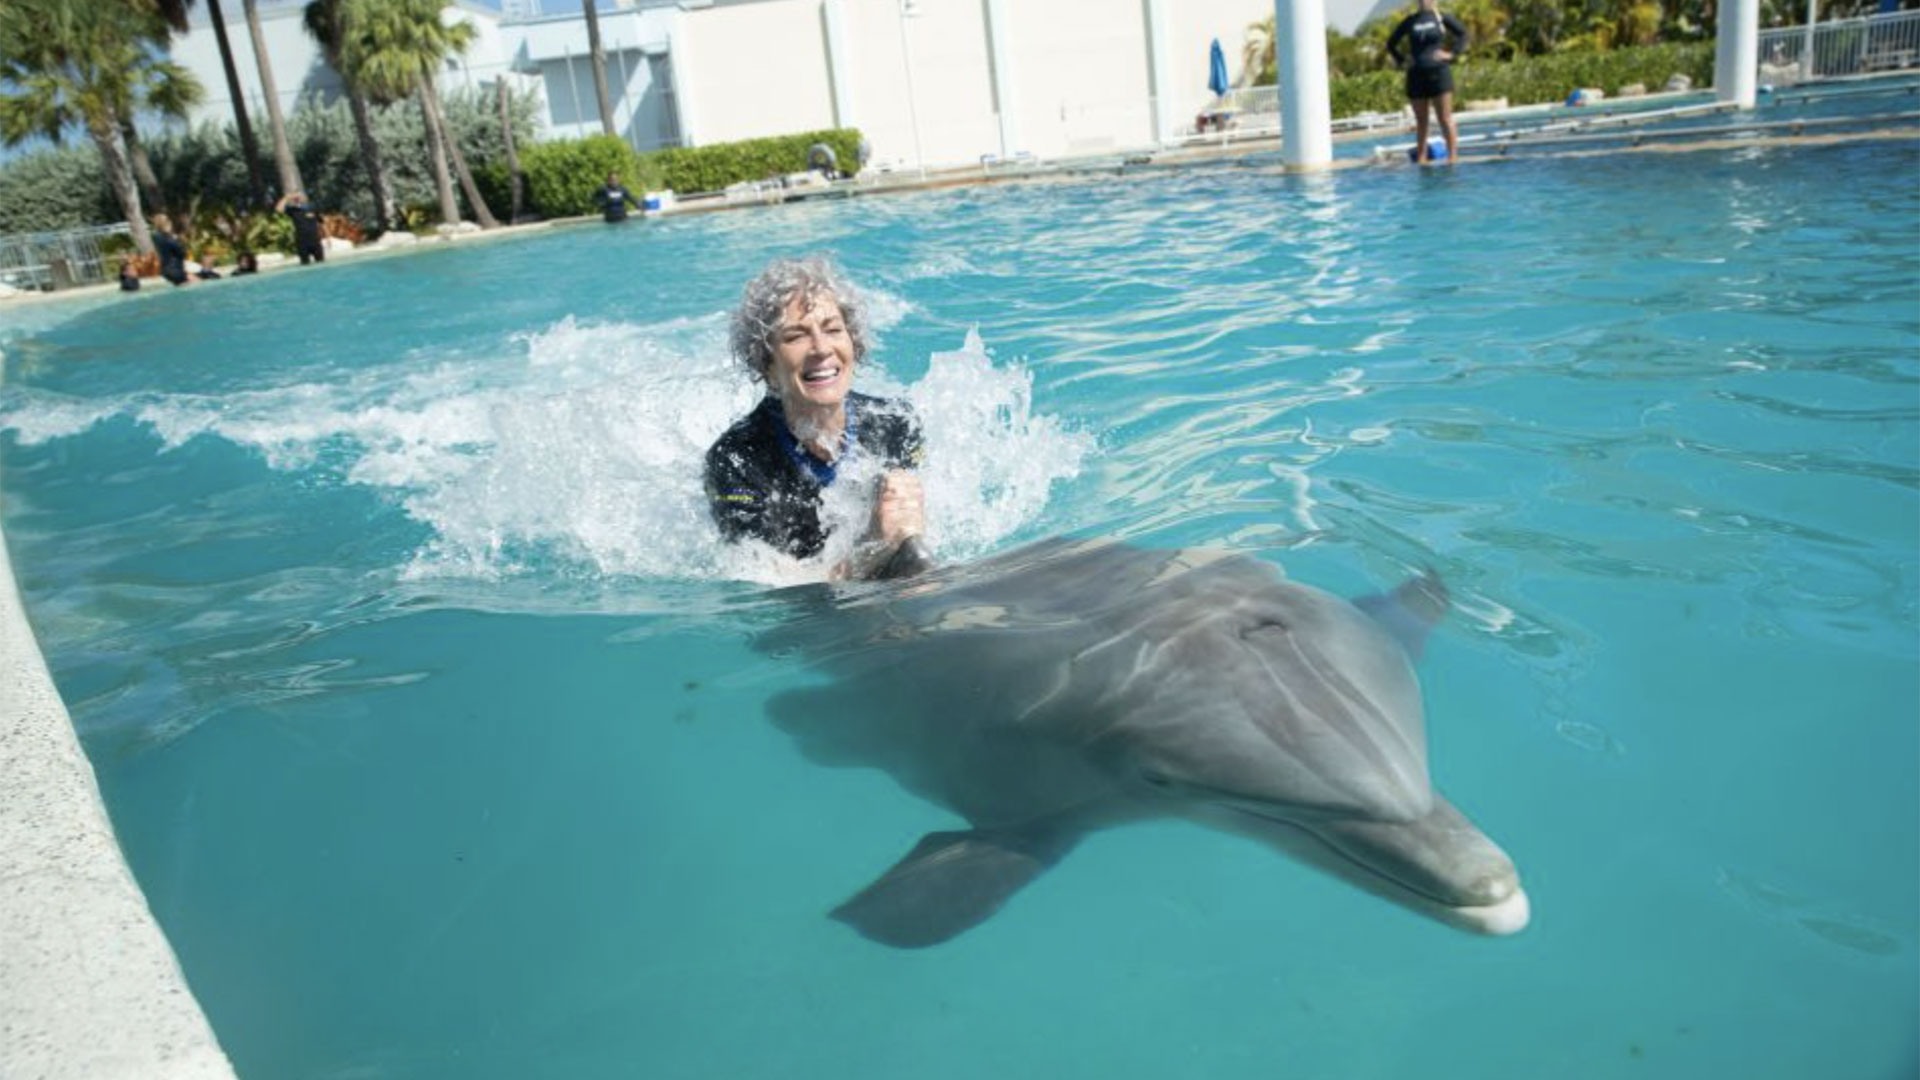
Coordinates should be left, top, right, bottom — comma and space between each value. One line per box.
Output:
1, 311, 1091, 586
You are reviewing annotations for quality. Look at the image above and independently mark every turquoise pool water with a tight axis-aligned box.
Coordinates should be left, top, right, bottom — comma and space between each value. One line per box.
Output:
3, 123, 1917, 1076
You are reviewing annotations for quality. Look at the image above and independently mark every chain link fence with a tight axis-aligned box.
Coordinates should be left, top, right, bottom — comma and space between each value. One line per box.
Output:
0, 223, 131, 293
1759, 9, 1920, 83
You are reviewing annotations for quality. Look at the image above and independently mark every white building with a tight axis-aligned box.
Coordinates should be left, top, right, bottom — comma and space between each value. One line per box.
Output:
166, 0, 1396, 176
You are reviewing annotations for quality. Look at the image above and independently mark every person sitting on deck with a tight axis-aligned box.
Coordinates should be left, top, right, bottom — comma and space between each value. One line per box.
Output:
807, 142, 842, 179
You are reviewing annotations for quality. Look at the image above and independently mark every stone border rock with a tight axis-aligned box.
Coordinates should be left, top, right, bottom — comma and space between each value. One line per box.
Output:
0, 523, 236, 1080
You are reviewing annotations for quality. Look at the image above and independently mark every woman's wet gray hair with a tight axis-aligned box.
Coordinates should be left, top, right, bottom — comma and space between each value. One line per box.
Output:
728, 255, 872, 381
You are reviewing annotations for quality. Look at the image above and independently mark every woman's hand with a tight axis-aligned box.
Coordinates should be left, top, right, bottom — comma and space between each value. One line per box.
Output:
871, 470, 925, 546
1434, 48, 1454, 62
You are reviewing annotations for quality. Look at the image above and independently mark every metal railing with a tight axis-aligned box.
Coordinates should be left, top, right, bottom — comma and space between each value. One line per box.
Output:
0, 223, 131, 292
1758, 9, 1920, 83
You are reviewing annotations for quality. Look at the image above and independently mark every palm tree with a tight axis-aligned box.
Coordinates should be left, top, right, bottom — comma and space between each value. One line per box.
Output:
497, 78, 525, 223
0, 0, 187, 255
582, 0, 615, 137
242, 0, 303, 198
339, 0, 498, 229
204, 0, 269, 208
304, 0, 395, 229
116, 55, 204, 218
125, 0, 268, 206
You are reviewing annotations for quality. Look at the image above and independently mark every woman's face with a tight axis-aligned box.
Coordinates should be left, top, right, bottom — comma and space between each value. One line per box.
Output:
765, 291, 856, 413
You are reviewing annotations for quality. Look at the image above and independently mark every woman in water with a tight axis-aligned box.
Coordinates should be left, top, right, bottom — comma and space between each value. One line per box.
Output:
1386, 0, 1470, 165
705, 256, 931, 580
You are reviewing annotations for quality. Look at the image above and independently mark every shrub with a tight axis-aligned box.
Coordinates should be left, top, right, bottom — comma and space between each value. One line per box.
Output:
519, 134, 651, 218
646, 128, 864, 194
0, 85, 543, 237
1329, 42, 1715, 116
176, 207, 293, 261
0, 145, 116, 234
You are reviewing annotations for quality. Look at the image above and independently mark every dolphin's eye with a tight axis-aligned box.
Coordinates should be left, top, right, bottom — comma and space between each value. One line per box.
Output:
1239, 618, 1290, 640
1140, 771, 1173, 789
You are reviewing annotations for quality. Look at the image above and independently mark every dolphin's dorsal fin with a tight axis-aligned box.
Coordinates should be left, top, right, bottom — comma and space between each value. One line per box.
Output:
1353, 571, 1450, 660
831, 825, 1079, 948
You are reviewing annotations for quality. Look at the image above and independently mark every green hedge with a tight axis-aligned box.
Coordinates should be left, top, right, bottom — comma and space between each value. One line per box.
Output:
1329, 42, 1715, 117
517, 134, 662, 218
0, 145, 114, 235
648, 128, 863, 194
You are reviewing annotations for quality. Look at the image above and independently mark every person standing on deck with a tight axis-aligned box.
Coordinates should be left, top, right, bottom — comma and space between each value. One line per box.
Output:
276, 192, 327, 265
1387, 0, 1470, 165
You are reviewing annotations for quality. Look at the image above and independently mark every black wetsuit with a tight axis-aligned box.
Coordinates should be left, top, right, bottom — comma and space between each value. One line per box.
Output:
154, 230, 188, 286
285, 203, 324, 264
704, 391, 923, 561
1387, 10, 1469, 100
595, 184, 639, 222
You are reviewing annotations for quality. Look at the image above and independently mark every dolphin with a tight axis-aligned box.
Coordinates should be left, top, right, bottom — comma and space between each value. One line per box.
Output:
755, 538, 1529, 948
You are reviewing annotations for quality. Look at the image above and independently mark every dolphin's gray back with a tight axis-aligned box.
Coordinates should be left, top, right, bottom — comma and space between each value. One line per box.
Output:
758, 539, 1432, 827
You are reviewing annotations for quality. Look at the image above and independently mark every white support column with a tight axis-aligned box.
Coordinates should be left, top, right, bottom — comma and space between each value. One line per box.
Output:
983, 0, 1019, 157
666, 12, 699, 147
1144, 0, 1175, 145
1274, 0, 1332, 169
561, 44, 586, 137
823, 0, 855, 129
1716, 0, 1760, 107
1801, 0, 1818, 81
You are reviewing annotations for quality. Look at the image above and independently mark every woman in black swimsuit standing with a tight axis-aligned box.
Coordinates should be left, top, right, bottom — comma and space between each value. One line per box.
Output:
1387, 0, 1470, 165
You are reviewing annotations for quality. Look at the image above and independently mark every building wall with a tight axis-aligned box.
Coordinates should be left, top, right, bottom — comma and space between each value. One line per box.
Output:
513, 9, 678, 148
169, 2, 343, 129
1163, 0, 1277, 122
839, 0, 999, 169
1006, 0, 1154, 159
675, 1, 838, 147
163, 0, 1289, 176
169, 2, 522, 129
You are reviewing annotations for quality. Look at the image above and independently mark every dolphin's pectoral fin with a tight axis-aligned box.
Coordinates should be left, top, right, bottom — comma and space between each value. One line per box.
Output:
831, 826, 1077, 948
1353, 570, 1450, 660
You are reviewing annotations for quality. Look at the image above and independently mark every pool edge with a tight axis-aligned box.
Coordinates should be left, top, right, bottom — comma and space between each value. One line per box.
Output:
0, 523, 237, 1080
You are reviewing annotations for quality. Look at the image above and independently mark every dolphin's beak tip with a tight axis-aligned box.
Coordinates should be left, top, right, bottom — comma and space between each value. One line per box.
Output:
1464, 886, 1531, 936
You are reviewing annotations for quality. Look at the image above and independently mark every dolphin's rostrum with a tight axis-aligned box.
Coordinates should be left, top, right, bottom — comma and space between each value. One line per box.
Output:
757, 539, 1529, 948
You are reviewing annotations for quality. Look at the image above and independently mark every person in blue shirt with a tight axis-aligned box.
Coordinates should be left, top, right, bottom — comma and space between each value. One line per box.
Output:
705, 256, 931, 580
1387, 0, 1470, 164
594, 172, 641, 222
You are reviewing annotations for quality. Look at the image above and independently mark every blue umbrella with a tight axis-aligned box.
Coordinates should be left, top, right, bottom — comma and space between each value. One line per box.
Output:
1208, 37, 1230, 98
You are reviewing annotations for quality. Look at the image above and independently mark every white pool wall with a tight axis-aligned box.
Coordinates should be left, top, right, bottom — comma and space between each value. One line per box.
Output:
0, 524, 235, 1079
